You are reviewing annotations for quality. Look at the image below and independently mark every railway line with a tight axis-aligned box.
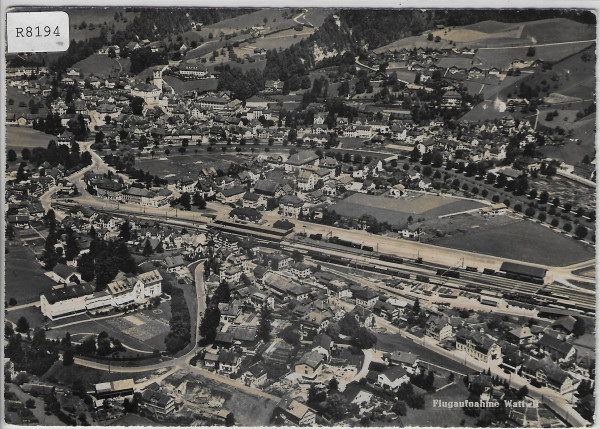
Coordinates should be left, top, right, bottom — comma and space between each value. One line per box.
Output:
281, 238, 595, 314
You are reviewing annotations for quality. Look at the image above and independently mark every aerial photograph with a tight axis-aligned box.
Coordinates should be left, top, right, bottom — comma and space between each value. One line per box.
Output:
2, 7, 596, 427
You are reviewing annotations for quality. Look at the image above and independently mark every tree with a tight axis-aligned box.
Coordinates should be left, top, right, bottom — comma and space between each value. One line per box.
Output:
257, 304, 272, 342
199, 306, 221, 342
516, 385, 528, 400
328, 377, 339, 391
21, 148, 31, 160
142, 240, 153, 256
63, 349, 74, 366
119, 220, 131, 241
412, 298, 420, 314
225, 413, 235, 427
180, 192, 192, 210
392, 400, 407, 416
7, 149, 17, 162
130, 96, 144, 115
193, 192, 206, 209
539, 191, 549, 204
551, 218, 559, 227
563, 223, 572, 232
16, 316, 29, 333
575, 225, 588, 239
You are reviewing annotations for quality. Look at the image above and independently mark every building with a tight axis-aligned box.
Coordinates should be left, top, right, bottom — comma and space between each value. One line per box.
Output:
279, 195, 304, 218
294, 350, 324, 379
377, 365, 410, 390
284, 150, 320, 173
108, 270, 162, 307
425, 315, 453, 342
140, 387, 175, 419
274, 397, 316, 426
500, 262, 547, 284
94, 379, 134, 400
441, 90, 462, 108
40, 283, 96, 320
455, 329, 502, 363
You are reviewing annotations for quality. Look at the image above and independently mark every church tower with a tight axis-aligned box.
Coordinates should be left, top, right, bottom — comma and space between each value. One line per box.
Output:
152, 67, 163, 91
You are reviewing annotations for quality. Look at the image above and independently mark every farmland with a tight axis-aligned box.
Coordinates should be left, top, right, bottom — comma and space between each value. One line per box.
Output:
331, 192, 486, 227
6, 126, 54, 151
73, 54, 131, 77
433, 216, 594, 266
5, 244, 56, 304
7, 86, 44, 116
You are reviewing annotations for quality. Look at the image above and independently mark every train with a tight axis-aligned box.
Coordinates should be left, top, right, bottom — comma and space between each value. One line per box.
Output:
435, 269, 461, 279
480, 266, 543, 285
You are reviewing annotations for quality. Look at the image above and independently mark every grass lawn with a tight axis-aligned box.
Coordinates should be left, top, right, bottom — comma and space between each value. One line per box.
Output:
5, 244, 56, 304
401, 382, 479, 427
375, 333, 472, 375
42, 361, 153, 390
434, 218, 594, 266
224, 391, 278, 426
136, 150, 243, 181
7, 86, 45, 116
5, 305, 47, 328
6, 126, 54, 151
332, 192, 486, 227
163, 75, 218, 94
109, 414, 162, 426
73, 54, 131, 77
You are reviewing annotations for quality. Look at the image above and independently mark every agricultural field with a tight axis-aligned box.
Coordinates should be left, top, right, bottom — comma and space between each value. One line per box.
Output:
6, 126, 54, 151
67, 7, 138, 42
5, 244, 56, 304
433, 216, 594, 266
73, 54, 131, 77
6, 86, 45, 116
249, 27, 315, 51
537, 115, 596, 164
331, 192, 486, 227
528, 174, 595, 212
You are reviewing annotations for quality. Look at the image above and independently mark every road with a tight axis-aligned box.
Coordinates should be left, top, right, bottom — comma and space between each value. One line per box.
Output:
477, 39, 595, 50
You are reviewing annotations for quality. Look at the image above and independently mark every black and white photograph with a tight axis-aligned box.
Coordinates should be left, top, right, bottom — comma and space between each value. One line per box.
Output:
2, 6, 597, 427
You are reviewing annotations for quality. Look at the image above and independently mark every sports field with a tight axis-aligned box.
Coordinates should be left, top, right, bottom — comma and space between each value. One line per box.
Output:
331, 192, 486, 227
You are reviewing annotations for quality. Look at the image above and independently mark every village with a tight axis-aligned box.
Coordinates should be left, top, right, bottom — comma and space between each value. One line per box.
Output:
4, 7, 596, 428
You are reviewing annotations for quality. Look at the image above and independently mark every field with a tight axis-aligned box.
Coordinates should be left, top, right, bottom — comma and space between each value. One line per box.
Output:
538, 115, 595, 164
6, 126, 54, 151
5, 244, 56, 304
249, 27, 315, 51
42, 362, 154, 390
73, 54, 131, 77
331, 192, 486, 227
66, 7, 138, 42
46, 301, 173, 354
402, 382, 479, 427
136, 149, 255, 181
163, 75, 218, 94
529, 173, 595, 212
7, 86, 44, 116
434, 217, 594, 266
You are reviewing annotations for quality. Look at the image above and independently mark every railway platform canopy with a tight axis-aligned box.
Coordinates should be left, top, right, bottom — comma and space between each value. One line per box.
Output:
500, 262, 548, 284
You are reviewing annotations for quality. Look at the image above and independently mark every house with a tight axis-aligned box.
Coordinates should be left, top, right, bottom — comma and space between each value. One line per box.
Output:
551, 316, 577, 335
218, 350, 242, 375
217, 186, 245, 205
311, 333, 333, 361
294, 351, 324, 379
537, 334, 576, 362
353, 287, 378, 308
377, 365, 410, 390
290, 262, 312, 279
48, 263, 83, 285
140, 387, 175, 419
441, 90, 462, 108
297, 170, 317, 191
455, 329, 502, 363
274, 396, 316, 426
349, 305, 377, 329
284, 150, 320, 173
279, 195, 304, 218
383, 351, 420, 374
507, 326, 533, 345
425, 315, 452, 342
163, 255, 185, 273
40, 283, 96, 320
241, 362, 268, 388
